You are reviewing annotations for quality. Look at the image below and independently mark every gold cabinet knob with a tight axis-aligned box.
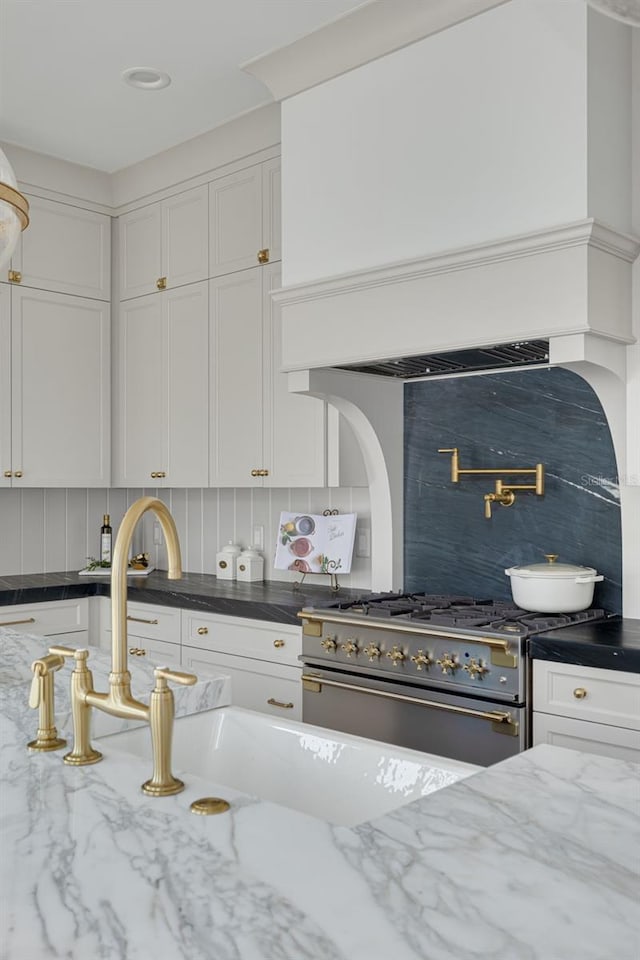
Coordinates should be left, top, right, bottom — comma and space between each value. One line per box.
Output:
261, 469, 269, 477
321, 637, 337, 653
363, 642, 381, 661
410, 649, 432, 671
257, 248, 269, 264
386, 644, 406, 666
8, 270, 21, 283
251, 469, 259, 477
341, 639, 358, 657
436, 653, 460, 675
463, 657, 488, 679
128, 647, 147, 656
157, 471, 166, 478
197, 626, 209, 636
573, 687, 588, 700
156, 277, 167, 290
151, 472, 157, 479
13, 470, 23, 478
3, 470, 12, 478
273, 639, 285, 648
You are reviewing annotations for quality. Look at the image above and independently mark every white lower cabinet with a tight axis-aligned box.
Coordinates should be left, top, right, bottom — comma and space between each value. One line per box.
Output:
532, 660, 640, 762
0, 598, 89, 647
181, 610, 302, 719
99, 599, 181, 667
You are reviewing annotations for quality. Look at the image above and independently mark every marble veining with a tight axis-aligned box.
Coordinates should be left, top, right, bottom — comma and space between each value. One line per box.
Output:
2, 631, 639, 958
404, 368, 622, 612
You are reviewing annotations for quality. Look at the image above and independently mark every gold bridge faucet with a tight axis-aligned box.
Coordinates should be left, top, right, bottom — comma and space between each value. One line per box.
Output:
53, 497, 197, 796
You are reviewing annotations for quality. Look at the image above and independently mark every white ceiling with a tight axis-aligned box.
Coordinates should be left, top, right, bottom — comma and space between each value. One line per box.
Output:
0, 0, 366, 173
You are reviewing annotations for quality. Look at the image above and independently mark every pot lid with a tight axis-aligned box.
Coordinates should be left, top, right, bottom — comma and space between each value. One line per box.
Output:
506, 554, 598, 579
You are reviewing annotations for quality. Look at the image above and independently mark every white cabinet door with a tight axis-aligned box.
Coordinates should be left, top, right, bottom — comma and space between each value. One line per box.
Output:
119, 186, 208, 300
11, 287, 110, 487
161, 186, 209, 290
533, 712, 640, 763
262, 263, 326, 487
181, 645, 302, 720
0, 284, 10, 488
119, 203, 162, 300
11, 196, 110, 300
114, 295, 164, 486
114, 282, 209, 487
209, 160, 281, 278
209, 268, 263, 486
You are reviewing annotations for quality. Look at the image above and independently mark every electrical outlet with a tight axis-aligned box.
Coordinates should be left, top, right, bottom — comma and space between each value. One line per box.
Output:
252, 524, 264, 550
356, 528, 370, 558
153, 521, 163, 546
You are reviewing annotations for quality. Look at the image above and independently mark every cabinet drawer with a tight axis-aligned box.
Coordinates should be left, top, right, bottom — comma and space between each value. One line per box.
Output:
533, 660, 640, 730
0, 599, 88, 636
106, 602, 181, 645
533, 712, 640, 763
182, 611, 301, 667
182, 645, 301, 720
127, 637, 181, 666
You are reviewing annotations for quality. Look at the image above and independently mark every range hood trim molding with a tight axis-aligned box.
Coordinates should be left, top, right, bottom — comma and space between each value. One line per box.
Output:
276, 218, 638, 375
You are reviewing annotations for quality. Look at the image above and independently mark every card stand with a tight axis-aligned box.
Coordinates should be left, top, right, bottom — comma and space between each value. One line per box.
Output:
292, 509, 341, 593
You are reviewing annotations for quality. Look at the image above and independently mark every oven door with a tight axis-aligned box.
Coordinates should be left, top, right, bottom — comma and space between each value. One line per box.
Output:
302, 666, 527, 766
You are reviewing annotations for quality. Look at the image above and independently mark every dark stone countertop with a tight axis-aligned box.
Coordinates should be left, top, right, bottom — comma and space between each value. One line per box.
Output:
0, 570, 365, 625
528, 617, 640, 673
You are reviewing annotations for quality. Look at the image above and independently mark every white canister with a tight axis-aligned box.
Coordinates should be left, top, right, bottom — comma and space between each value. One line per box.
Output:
236, 546, 264, 583
216, 541, 242, 580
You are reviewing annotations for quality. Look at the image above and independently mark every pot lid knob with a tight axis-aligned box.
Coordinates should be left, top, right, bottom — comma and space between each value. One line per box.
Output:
544, 554, 559, 564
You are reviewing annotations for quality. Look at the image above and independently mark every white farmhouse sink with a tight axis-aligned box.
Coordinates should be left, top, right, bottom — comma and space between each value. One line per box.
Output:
99, 706, 479, 826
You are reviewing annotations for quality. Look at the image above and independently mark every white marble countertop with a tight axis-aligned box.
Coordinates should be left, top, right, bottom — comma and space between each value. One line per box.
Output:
1, 632, 639, 959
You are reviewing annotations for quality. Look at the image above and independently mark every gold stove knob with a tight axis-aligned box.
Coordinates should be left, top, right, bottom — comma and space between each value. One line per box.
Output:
363, 642, 381, 661
386, 644, 405, 667
410, 649, 432, 671
463, 657, 488, 679
436, 653, 460, 675
320, 637, 337, 653
341, 639, 358, 657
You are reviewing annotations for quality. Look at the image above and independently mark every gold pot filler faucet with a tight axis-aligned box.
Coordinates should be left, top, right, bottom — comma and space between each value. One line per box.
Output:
29, 497, 198, 797
438, 448, 545, 518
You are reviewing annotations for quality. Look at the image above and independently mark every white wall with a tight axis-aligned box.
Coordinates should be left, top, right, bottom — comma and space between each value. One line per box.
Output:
0, 486, 372, 590
282, 0, 591, 286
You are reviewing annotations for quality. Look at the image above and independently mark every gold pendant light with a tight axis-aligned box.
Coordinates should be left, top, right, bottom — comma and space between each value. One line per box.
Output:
0, 147, 30, 272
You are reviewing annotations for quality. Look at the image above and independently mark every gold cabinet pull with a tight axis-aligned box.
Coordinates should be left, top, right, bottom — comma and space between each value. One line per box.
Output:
273, 639, 285, 648
257, 249, 269, 264
0, 616, 36, 627
14, 470, 23, 478
573, 687, 588, 700
127, 615, 159, 625
197, 626, 209, 636
267, 698, 294, 709
8, 270, 21, 283
251, 469, 259, 477
3, 470, 12, 478
156, 277, 167, 290
156, 471, 166, 478
128, 647, 147, 656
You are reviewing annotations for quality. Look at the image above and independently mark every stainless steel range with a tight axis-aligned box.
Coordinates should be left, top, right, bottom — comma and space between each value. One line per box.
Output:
299, 594, 609, 766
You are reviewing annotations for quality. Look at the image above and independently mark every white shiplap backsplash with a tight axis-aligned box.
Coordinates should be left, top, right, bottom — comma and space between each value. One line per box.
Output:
0, 486, 372, 589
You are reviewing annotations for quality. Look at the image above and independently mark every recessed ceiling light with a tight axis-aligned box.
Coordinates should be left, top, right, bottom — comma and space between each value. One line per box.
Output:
122, 67, 171, 90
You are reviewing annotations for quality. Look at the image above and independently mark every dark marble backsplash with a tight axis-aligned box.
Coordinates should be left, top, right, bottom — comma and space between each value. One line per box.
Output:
404, 368, 622, 613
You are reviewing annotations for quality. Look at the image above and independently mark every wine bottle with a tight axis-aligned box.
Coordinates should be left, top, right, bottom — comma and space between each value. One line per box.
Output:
100, 514, 112, 564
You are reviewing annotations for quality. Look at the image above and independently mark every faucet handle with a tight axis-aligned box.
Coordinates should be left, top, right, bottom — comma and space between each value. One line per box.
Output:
153, 666, 198, 688
49, 645, 88, 660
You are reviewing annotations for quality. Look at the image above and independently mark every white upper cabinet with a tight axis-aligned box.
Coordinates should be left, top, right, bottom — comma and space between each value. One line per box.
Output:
113, 281, 209, 487
8, 195, 110, 301
8, 287, 110, 487
209, 263, 326, 487
119, 185, 209, 300
209, 159, 281, 277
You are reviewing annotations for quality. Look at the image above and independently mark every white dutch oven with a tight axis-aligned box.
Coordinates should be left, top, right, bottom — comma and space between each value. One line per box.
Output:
505, 554, 603, 613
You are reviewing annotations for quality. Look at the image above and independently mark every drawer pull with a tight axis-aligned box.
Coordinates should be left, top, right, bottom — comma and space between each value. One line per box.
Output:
0, 617, 36, 627
573, 687, 588, 700
273, 639, 285, 649
197, 626, 209, 636
127, 615, 159, 625
267, 698, 294, 710
128, 647, 147, 656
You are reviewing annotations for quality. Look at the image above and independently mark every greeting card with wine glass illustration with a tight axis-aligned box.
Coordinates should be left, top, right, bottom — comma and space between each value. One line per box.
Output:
274, 512, 357, 576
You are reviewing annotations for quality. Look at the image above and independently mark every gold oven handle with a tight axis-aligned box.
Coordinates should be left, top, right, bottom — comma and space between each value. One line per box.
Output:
301, 673, 519, 735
